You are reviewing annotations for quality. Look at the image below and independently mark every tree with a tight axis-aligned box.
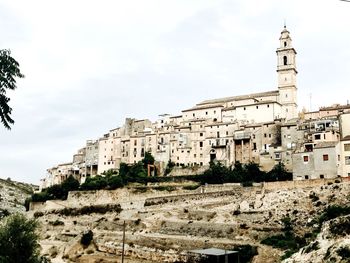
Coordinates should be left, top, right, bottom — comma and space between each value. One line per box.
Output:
0, 214, 42, 263
142, 152, 155, 167
0, 49, 24, 129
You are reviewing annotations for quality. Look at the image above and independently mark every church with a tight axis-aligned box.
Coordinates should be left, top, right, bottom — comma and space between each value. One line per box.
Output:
44, 26, 306, 187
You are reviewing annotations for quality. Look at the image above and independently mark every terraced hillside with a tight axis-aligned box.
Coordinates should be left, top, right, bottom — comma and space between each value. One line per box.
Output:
31, 181, 350, 263
0, 178, 36, 216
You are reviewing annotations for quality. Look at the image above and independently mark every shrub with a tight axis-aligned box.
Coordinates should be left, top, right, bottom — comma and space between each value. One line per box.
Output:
329, 216, 350, 236
318, 205, 350, 224
80, 230, 93, 248
54, 203, 122, 216
183, 184, 200, 190
232, 244, 258, 263
49, 220, 64, 226
0, 214, 42, 263
337, 246, 350, 260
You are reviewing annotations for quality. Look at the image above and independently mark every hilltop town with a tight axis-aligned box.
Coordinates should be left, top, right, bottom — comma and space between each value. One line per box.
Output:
23, 26, 350, 263
40, 26, 350, 189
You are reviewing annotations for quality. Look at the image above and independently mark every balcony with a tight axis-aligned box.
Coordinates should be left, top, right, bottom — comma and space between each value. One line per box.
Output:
234, 132, 251, 140
212, 139, 228, 148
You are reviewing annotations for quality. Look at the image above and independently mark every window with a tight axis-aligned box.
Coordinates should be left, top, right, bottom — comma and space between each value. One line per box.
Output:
214, 110, 216, 114
194, 154, 196, 158
284, 41, 287, 47
193, 113, 195, 117
305, 175, 309, 180
303, 156, 309, 162
200, 132, 203, 137
320, 174, 324, 179
344, 144, 350, 151
243, 107, 246, 110
226, 131, 228, 136
345, 156, 350, 165
253, 143, 257, 150
315, 134, 321, 140
264, 133, 267, 138
275, 152, 281, 159
217, 131, 220, 138
199, 142, 203, 147
269, 134, 272, 138
267, 104, 270, 108
283, 56, 287, 65
323, 154, 329, 161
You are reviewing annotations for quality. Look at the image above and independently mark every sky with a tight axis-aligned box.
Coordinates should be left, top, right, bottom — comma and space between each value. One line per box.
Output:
0, 0, 349, 184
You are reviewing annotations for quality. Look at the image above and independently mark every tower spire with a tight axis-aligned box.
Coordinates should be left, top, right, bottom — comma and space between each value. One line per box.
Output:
284, 19, 286, 28
276, 27, 298, 120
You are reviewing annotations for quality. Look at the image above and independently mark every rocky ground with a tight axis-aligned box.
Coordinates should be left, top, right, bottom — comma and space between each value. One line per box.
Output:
30, 180, 350, 263
0, 177, 36, 216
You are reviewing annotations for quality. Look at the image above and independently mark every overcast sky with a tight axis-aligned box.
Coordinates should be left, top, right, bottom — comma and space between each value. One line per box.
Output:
0, 0, 349, 184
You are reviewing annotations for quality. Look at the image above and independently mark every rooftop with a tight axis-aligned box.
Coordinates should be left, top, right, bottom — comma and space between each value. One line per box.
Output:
197, 90, 279, 106
189, 248, 238, 256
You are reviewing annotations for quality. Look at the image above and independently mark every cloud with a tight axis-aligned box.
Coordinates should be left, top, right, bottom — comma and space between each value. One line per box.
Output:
0, 0, 349, 183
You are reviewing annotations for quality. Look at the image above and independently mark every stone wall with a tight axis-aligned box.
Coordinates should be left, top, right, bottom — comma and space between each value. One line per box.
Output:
262, 177, 346, 191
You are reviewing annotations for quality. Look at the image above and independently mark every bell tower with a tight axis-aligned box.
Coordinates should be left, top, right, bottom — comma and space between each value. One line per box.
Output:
276, 25, 298, 119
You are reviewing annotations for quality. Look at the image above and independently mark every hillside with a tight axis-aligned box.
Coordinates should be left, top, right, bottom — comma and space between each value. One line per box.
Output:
28, 179, 350, 263
0, 178, 37, 217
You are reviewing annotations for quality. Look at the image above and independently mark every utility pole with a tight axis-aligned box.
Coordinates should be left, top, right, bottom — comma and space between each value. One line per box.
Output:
121, 221, 126, 263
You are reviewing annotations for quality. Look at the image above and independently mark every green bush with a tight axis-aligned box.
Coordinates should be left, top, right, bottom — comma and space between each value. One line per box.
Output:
80, 230, 93, 248
318, 205, 350, 224
232, 244, 258, 263
337, 246, 350, 260
53, 203, 122, 216
183, 184, 200, 190
0, 214, 43, 263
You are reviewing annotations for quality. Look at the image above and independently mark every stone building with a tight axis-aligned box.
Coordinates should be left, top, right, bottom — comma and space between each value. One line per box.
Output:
42, 26, 349, 187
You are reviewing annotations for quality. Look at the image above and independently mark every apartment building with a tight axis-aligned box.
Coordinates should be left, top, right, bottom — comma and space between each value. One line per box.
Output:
42, 26, 348, 188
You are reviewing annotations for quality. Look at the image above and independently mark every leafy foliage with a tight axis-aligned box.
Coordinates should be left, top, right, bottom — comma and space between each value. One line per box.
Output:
28, 175, 80, 205
0, 49, 24, 129
318, 205, 350, 225
194, 161, 291, 185
0, 214, 43, 263
80, 230, 93, 248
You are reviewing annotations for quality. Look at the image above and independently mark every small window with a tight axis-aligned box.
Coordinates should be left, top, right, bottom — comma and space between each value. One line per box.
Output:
199, 142, 203, 147
320, 174, 324, 179
193, 113, 195, 117
264, 133, 267, 138
303, 156, 309, 162
244, 107, 246, 110
345, 156, 350, 165
344, 144, 350, 151
323, 154, 329, 161
256, 106, 259, 109
305, 175, 309, 180
283, 56, 287, 65
200, 132, 203, 137
205, 112, 208, 115
267, 104, 270, 108
214, 110, 216, 114
284, 41, 287, 47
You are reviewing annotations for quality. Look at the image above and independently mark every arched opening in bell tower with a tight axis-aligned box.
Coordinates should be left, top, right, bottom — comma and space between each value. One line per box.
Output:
283, 56, 288, 65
